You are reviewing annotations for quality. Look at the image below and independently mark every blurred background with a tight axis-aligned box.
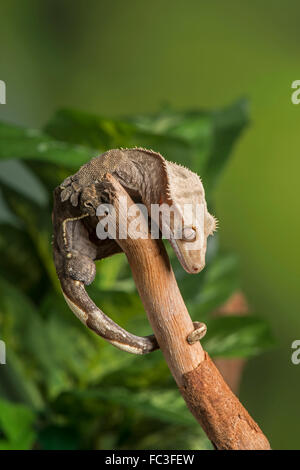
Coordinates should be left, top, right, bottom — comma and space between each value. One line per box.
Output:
0, 0, 299, 450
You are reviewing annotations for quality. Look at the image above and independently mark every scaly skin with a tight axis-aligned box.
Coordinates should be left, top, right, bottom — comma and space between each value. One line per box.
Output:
52, 148, 216, 354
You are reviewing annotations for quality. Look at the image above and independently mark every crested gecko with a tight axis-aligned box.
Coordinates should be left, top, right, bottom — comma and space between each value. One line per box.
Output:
52, 148, 217, 354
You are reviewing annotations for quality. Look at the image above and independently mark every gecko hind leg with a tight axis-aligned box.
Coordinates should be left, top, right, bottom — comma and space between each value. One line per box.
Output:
56, 211, 159, 354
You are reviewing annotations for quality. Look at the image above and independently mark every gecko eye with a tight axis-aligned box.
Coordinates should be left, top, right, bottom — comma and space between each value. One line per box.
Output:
182, 227, 196, 242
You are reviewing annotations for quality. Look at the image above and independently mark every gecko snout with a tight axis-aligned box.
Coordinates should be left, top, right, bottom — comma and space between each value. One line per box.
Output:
190, 262, 205, 274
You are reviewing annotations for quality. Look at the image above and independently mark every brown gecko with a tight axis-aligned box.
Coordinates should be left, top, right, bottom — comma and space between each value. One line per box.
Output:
52, 148, 217, 354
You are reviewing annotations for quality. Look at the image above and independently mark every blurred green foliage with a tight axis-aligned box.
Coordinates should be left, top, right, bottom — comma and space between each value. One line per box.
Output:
0, 101, 274, 449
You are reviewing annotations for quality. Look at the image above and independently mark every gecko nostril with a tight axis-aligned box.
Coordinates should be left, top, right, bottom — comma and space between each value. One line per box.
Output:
192, 264, 204, 273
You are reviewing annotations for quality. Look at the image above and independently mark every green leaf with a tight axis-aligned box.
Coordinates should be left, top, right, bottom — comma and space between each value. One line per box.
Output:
193, 253, 239, 313
0, 398, 36, 450
93, 253, 127, 291
127, 98, 249, 190
0, 190, 20, 227
0, 277, 139, 400
45, 108, 192, 166
127, 108, 213, 172
203, 315, 275, 358
0, 160, 48, 206
0, 186, 59, 291
74, 387, 196, 426
204, 98, 249, 190
44, 101, 249, 193
45, 108, 139, 149
179, 250, 239, 317
0, 121, 97, 168
137, 426, 212, 451
0, 277, 67, 404
38, 426, 80, 450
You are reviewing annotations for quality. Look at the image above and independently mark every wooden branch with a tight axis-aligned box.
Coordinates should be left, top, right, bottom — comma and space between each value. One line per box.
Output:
102, 174, 271, 450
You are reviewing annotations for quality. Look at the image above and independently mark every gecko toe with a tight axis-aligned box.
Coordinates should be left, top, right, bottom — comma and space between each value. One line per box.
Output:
70, 191, 80, 207
61, 187, 73, 202
60, 176, 73, 189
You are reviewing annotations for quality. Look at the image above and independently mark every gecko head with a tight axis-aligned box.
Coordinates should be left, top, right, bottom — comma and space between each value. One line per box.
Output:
162, 164, 218, 274
169, 209, 217, 273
